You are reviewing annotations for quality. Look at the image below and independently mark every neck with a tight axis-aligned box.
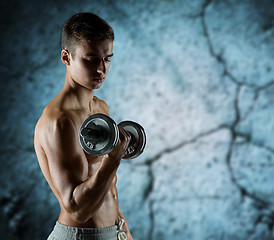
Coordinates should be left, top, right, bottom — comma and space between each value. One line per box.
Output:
60, 72, 95, 112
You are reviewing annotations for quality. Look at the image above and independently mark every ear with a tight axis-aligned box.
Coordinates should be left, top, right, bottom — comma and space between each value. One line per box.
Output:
61, 49, 70, 65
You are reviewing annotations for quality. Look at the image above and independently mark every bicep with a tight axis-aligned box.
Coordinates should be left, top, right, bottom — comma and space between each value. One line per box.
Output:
41, 116, 87, 204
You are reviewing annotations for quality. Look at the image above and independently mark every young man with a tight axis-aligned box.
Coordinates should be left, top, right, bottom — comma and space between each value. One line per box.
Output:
34, 13, 133, 240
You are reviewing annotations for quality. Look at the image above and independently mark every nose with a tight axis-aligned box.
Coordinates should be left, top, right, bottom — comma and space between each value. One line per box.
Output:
97, 59, 106, 75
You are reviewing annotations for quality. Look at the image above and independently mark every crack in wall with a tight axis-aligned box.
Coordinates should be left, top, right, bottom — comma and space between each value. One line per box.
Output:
200, 0, 274, 237
248, 203, 274, 239
137, 79, 274, 238
134, 123, 229, 239
239, 80, 274, 122
200, 0, 274, 90
225, 79, 274, 236
200, 0, 242, 87
226, 140, 270, 208
235, 131, 274, 155
225, 81, 274, 237
201, 0, 272, 202
122, 160, 155, 239
138, 124, 228, 166
254, 208, 274, 230
199, 1, 245, 206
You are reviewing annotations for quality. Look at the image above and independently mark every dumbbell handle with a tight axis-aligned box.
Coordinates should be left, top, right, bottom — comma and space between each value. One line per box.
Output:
80, 126, 105, 143
81, 126, 135, 144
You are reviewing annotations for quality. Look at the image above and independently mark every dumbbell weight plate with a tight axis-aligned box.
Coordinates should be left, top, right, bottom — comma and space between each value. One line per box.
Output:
79, 114, 119, 156
118, 121, 146, 159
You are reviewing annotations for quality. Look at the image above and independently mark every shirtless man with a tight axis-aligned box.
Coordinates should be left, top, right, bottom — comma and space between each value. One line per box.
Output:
34, 13, 133, 240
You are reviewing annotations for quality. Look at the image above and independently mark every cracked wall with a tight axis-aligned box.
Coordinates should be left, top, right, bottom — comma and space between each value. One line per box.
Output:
1, 0, 274, 239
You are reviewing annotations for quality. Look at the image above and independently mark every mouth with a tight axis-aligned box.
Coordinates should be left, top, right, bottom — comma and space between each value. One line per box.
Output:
93, 77, 105, 83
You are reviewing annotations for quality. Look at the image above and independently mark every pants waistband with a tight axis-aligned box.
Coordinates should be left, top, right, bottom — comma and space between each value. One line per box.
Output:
51, 221, 118, 240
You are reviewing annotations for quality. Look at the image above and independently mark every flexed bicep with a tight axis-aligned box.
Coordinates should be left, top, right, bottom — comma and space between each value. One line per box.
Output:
37, 114, 88, 210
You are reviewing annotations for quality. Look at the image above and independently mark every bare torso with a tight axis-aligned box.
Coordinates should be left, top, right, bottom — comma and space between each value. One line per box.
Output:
34, 93, 119, 228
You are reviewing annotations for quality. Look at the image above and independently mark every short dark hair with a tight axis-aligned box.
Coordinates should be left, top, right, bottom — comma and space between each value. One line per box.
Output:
61, 12, 114, 57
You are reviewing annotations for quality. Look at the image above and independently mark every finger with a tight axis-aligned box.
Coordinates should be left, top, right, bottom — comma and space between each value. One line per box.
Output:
118, 127, 131, 141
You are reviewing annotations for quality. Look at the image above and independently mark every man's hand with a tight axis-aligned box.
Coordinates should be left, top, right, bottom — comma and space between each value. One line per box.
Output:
108, 127, 131, 161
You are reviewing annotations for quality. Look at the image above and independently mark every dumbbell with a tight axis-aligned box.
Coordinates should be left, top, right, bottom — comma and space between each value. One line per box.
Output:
79, 113, 146, 159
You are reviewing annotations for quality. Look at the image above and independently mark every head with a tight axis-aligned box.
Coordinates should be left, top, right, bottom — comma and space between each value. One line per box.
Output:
61, 12, 114, 90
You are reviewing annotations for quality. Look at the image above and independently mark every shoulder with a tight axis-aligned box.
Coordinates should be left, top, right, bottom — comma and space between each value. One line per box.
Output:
35, 106, 76, 143
94, 96, 109, 115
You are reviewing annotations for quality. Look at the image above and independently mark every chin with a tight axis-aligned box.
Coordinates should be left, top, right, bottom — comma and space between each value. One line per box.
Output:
92, 83, 103, 90
83, 80, 102, 90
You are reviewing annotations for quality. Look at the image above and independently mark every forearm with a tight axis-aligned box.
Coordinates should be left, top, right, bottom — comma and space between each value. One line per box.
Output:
68, 155, 121, 222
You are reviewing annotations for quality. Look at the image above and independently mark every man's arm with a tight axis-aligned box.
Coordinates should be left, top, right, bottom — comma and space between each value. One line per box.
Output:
35, 113, 130, 224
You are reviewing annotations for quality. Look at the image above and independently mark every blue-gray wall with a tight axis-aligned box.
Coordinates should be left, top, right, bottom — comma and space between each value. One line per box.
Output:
1, 0, 274, 239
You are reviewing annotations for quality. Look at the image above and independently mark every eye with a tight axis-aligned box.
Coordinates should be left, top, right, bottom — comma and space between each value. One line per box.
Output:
105, 57, 111, 62
85, 57, 100, 64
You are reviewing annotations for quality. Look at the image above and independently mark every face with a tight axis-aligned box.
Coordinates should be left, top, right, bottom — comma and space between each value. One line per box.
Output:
63, 40, 113, 90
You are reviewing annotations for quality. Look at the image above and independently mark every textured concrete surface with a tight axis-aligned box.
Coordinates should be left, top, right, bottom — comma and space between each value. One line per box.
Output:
0, 0, 274, 239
